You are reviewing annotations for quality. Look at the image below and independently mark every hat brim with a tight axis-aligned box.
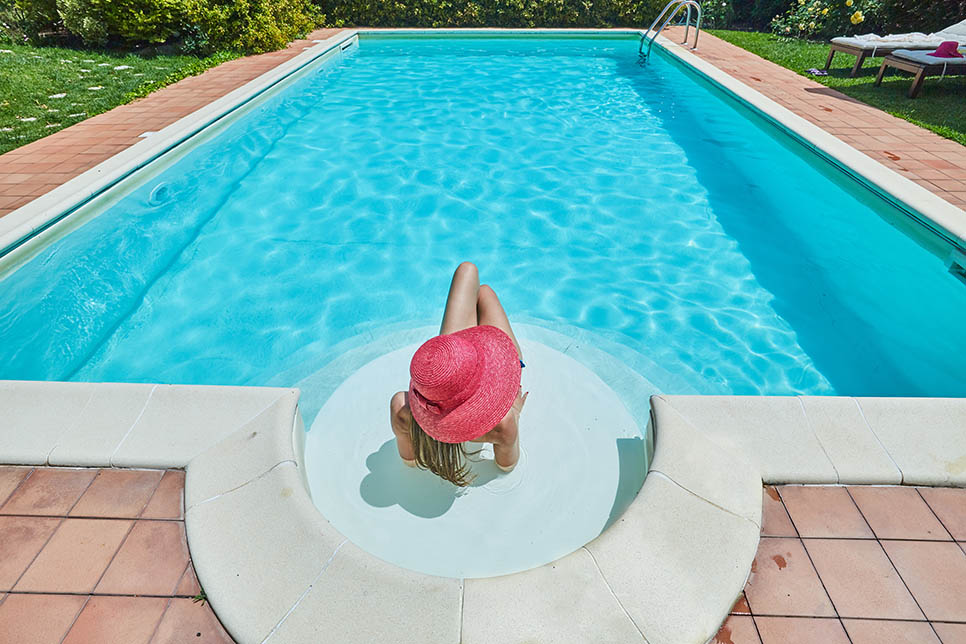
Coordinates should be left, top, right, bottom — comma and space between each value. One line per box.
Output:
409, 325, 522, 444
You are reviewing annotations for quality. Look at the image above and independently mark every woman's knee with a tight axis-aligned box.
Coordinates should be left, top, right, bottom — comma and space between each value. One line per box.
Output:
455, 261, 478, 282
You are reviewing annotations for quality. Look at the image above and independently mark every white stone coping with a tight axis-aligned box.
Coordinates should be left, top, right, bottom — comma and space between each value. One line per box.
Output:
0, 380, 300, 468
182, 378, 763, 644
653, 34, 966, 248
658, 395, 966, 487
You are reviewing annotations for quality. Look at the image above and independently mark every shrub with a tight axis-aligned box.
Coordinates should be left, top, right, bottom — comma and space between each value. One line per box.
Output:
703, 0, 735, 28
877, 0, 966, 34
53, 0, 319, 52
56, 0, 189, 45
184, 0, 321, 53
771, 0, 882, 38
730, 0, 787, 29
0, 0, 60, 43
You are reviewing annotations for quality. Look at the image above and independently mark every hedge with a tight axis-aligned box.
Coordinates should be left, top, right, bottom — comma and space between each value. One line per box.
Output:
4, 0, 960, 56
2, 0, 321, 53
314, 0, 673, 29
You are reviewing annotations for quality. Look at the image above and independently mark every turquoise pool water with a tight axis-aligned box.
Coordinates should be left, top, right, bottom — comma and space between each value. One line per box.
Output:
2, 35, 966, 405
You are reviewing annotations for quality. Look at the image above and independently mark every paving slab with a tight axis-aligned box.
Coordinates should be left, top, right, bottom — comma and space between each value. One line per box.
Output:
661, 396, 837, 484
48, 383, 154, 466
263, 540, 460, 644
184, 391, 300, 509
856, 398, 966, 486
0, 380, 95, 464
649, 395, 762, 526
585, 472, 759, 644
113, 385, 294, 468
798, 396, 901, 484
185, 461, 344, 644
462, 547, 644, 644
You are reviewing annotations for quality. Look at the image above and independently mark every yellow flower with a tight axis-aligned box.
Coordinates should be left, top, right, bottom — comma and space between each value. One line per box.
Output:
850, 10, 864, 23
809, 21, 816, 28
845, 0, 853, 6
822, 7, 829, 13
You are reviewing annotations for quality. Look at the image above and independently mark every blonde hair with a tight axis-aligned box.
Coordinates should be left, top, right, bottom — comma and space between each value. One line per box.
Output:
410, 416, 477, 487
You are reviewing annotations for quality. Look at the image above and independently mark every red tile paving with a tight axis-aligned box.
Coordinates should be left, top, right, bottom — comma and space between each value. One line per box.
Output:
61, 596, 168, 644
842, 619, 942, 644
141, 470, 186, 520
0, 467, 31, 505
0, 516, 61, 589
760, 486, 796, 537
70, 469, 163, 518
0, 468, 96, 516
4, 465, 966, 644
0, 465, 233, 644
0, 28, 346, 217
96, 520, 190, 595
665, 27, 966, 211
0, 593, 87, 644
722, 484, 966, 643
14, 518, 133, 593
919, 487, 966, 541
849, 485, 950, 540
778, 485, 873, 538
745, 537, 834, 617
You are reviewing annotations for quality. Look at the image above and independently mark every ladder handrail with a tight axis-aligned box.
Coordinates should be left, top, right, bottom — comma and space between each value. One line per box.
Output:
639, 0, 702, 61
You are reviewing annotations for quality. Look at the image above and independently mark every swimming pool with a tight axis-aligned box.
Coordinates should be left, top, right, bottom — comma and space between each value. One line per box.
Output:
3, 31, 965, 578
2, 34, 964, 406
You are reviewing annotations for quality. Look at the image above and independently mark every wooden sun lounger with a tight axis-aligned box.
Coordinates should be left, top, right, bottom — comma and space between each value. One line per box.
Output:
875, 53, 966, 98
824, 41, 931, 77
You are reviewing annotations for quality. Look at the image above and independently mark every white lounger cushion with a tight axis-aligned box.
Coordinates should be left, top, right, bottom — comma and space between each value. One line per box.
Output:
892, 48, 966, 66
832, 19, 966, 50
831, 36, 943, 50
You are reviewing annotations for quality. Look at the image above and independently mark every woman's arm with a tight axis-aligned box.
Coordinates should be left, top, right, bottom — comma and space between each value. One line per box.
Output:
492, 390, 528, 471
390, 391, 415, 463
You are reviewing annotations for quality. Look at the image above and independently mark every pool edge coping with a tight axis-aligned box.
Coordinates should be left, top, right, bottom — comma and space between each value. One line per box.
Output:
653, 33, 966, 250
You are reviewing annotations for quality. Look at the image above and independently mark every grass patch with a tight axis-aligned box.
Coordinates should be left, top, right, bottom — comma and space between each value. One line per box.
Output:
0, 45, 239, 154
707, 30, 966, 146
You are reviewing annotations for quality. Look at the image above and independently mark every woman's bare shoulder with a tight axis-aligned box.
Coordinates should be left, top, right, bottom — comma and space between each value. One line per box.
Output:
390, 391, 410, 417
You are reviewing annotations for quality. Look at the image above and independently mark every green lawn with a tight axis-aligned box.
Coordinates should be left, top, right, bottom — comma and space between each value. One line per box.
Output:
708, 30, 966, 147
0, 44, 238, 154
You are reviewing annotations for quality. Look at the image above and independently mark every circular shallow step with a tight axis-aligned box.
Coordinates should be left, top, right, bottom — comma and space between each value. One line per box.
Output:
304, 337, 648, 578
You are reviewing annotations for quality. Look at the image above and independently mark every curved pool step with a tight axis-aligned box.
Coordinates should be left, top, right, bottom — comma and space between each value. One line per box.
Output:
184, 377, 762, 644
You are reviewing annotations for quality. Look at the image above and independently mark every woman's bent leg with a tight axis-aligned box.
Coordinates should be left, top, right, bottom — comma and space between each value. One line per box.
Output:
477, 284, 522, 359
440, 261, 480, 335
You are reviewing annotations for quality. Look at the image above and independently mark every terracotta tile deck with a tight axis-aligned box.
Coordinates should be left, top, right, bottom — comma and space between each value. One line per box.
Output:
4, 466, 965, 644
0, 28, 345, 217
715, 485, 966, 644
0, 466, 232, 644
665, 27, 966, 211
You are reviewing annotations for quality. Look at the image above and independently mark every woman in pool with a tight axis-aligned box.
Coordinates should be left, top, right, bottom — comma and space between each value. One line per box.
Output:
390, 261, 528, 486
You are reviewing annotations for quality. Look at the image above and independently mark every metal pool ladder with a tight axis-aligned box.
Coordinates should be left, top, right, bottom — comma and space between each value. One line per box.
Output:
639, 0, 702, 63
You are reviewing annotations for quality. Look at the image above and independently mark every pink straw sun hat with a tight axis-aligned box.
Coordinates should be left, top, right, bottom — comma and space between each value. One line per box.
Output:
930, 41, 964, 58
409, 325, 522, 444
